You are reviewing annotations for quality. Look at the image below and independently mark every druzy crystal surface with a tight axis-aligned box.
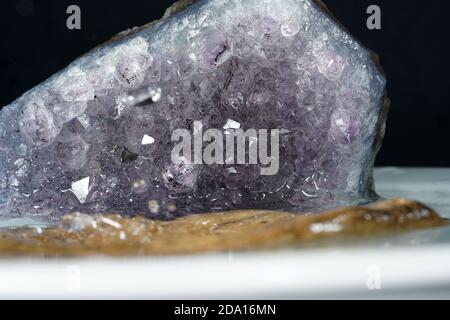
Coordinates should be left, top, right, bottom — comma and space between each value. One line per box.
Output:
0, 0, 387, 219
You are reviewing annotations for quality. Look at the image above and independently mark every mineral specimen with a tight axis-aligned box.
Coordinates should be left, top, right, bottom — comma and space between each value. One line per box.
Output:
0, 0, 387, 219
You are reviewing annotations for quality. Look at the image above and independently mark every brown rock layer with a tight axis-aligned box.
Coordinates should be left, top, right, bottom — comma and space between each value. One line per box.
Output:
0, 199, 446, 257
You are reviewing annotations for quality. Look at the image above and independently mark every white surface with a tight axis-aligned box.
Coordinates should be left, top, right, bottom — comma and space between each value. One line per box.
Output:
0, 167, 450, 299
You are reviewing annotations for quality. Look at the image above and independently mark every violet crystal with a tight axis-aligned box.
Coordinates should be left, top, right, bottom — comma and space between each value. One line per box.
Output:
0, 0, 388, 219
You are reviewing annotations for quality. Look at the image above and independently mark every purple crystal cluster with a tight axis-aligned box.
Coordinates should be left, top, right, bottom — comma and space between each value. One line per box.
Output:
0, 0, 387, 219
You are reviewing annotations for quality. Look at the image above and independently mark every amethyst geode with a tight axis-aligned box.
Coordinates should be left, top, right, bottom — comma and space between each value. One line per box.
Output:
0, 0, 387, 219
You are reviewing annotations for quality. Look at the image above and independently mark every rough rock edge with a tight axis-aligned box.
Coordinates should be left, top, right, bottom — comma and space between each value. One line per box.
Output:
109, 0, 197, 42
162, 0, 197, 18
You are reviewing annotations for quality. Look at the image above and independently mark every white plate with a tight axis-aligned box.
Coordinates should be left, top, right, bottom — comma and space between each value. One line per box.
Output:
0, 167, 449, 299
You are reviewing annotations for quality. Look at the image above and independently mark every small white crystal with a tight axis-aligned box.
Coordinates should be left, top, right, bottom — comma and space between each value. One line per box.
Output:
148, 200, 160, 214
100, 217, 122, 229
62, 212, 97, 231
281, 20, 300, 38
310, 223, 343, 234
141, 134, 155, 145
150, 88, 162, 102
71, 177, 90, 204
223, 119, 241, 130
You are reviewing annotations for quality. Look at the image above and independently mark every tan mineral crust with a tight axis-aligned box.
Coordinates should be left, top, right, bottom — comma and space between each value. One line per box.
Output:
0, 199, 446, 257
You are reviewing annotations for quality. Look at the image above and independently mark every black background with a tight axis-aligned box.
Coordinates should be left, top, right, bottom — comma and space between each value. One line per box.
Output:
0, 0, 449, 167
